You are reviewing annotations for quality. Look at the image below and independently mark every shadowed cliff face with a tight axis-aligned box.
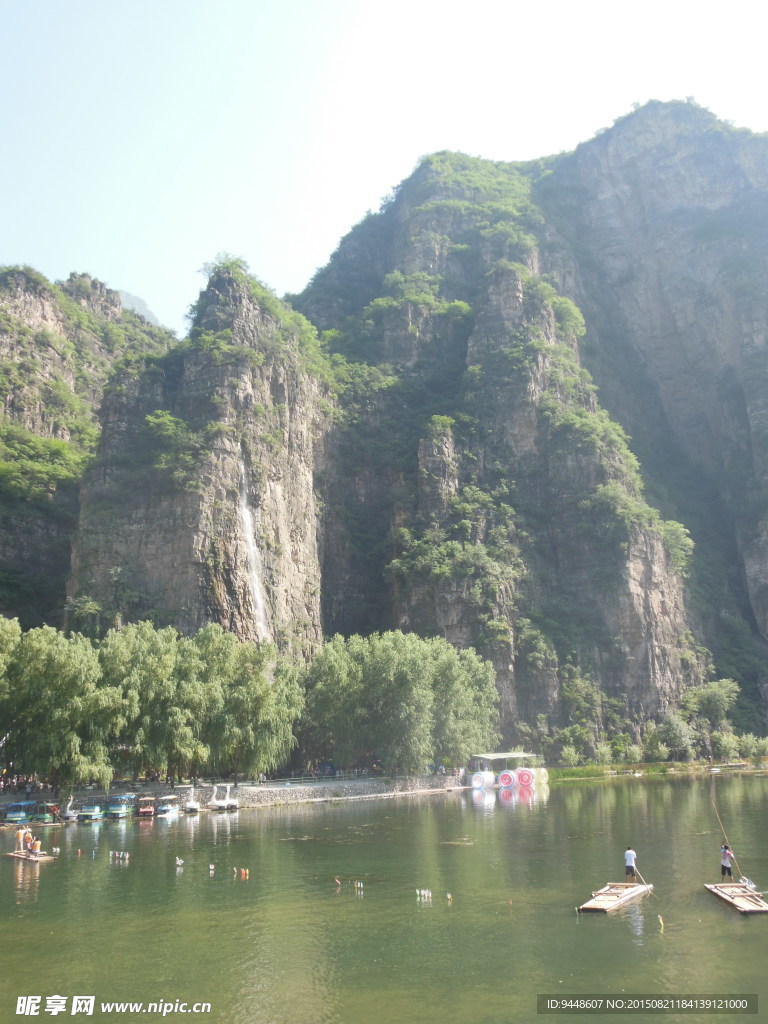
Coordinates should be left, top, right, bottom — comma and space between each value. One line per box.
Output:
297, 131, 717, 741
539, 102, 768, 650
0, 269, 173, 626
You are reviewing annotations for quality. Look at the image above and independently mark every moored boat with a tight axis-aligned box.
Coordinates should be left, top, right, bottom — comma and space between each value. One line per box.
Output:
59, 796, 77, 822
578, 882, 653, 913
184, 788, 200, 814
3, 801, 37, 825
156, 794, 180, 817
77, 804, 104, 823
206, 785, 227, 811
136, 795, 155, 818
222, 784, 239, 811
29, 801, 60, 824
106, 794, 136, 819
704, 883, 768, 914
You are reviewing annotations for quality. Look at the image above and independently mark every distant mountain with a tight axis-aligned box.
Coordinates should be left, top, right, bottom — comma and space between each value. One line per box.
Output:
117, 290, 162, 326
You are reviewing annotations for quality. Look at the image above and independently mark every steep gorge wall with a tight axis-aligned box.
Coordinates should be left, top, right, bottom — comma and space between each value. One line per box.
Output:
70, 270, 329, 650
538, 101, 768, 658
297, 151, 710, 741
3, 101, 767, 744
0, 268, 172, 626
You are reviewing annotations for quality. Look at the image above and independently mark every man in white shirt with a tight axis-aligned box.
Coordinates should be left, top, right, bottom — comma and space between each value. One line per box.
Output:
720, 844, 736, 880
624, 846, 638, 880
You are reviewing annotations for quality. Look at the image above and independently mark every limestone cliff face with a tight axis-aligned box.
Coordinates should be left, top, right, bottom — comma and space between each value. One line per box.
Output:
539, 101, 768, 652
70, 269, 329, 650
297, 151, 711, 741
5, 101, 768, 743
0, 268, 172, 626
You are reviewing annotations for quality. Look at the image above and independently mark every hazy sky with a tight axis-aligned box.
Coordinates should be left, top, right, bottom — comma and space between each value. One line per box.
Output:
2, 0, 765, 334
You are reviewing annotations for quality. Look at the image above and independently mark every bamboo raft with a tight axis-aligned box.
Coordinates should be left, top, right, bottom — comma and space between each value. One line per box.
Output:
578, 882, 653, 913
4, 851, 57, 863
704, 883, 768, 914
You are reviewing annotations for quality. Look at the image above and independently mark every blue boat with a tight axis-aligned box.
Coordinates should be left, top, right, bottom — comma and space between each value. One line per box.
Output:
4, 801, 37, 824
155, 794, 180, 817
106, 794, 136, 819
77, 804, 104, 823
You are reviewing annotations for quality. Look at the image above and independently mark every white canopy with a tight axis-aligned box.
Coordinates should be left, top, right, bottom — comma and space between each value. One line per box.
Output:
472, 751, 536, 760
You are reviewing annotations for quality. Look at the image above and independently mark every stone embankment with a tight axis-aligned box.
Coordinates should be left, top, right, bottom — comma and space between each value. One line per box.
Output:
1, 775, 468, 812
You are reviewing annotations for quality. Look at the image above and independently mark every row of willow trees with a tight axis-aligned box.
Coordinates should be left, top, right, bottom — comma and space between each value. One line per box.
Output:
0, 618, 500, 793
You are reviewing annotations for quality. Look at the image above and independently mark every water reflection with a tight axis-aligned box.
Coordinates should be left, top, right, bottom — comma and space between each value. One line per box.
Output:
3, 776, 768, 1024
470, 789, 496, 811
12, 858, 41, 904
627, 902, 644, 944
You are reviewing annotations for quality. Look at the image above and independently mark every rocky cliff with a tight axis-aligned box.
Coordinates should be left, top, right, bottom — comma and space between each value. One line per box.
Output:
70, 265, 330, 651
5, 100, 768, 746
0, 268, 172, 625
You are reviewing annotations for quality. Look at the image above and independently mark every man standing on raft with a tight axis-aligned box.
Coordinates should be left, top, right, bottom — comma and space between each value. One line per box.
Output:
625, 846, 638, 880
720, 843, 736, 881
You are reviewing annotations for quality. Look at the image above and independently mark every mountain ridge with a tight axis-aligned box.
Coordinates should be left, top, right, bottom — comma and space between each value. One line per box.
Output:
2, 99, 767, 757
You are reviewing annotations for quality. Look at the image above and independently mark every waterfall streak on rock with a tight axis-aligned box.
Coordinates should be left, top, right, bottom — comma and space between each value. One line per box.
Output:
238, 460, 270, 641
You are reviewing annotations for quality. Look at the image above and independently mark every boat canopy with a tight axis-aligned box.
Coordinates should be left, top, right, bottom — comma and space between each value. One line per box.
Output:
471, 751, 537, 761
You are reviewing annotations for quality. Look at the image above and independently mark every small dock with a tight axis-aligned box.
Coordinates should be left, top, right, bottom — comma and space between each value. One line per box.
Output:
704, 883, 768, 914
4, 851, 57, 863
578, 882, 653, 913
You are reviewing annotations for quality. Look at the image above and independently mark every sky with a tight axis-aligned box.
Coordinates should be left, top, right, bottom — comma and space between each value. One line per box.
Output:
2, 0, 766, 335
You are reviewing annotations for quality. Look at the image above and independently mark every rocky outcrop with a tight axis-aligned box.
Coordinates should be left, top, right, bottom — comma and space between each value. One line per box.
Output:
538, 101, 768, 653
5, 101, 768, 742
0, 267, 173, 626
70, 268, 330, 650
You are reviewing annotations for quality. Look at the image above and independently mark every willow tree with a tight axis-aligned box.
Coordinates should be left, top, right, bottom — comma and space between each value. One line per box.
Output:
194, 623, 302, 780
98, 620, 209, 779
301, 631, 500, 773
5, 625, 117, 791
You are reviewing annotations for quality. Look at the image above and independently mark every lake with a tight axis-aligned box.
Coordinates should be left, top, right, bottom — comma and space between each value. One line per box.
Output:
2, 774, 766, 1023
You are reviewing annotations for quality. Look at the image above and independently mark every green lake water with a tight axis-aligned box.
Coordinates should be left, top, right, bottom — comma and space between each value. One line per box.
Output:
2, 775, 767, 1023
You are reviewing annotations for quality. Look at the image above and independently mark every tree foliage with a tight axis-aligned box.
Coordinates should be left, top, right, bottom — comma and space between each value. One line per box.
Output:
300, 631, 499, 772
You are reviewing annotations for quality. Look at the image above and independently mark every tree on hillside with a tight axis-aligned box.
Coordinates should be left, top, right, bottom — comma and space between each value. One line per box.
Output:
681, 678, 741, 757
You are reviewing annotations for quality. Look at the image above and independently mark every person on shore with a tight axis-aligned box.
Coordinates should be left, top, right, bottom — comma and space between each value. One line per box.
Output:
720, 843, 736, 881
624, 846, 638, 880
